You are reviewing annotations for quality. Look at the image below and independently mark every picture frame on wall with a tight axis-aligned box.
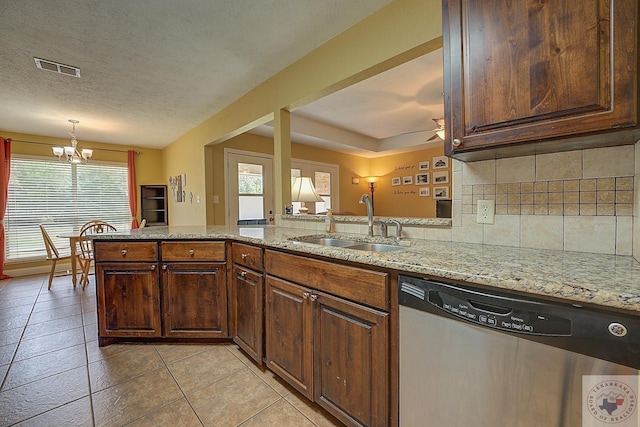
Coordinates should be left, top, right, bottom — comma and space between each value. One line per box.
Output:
419, 161, 430, 170
432, 171, 449, 184
391, 177, 401, 186
433, 186, 449, 199
402, 175, 413, 185
419, 187, 430, 197
433, 156, 449, 169
415, 173, 430, 185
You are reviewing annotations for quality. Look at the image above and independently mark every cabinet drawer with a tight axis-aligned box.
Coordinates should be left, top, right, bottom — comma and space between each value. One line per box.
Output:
94, 241, 158, 262
161, 241, 225, 261
232, 243, 263, 271
265, 250, 388, 310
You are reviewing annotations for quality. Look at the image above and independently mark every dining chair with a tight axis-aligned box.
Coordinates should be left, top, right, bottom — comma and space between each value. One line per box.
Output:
139, 218, 146, 228
40, 225, 76, 290
78, 220, 117, 289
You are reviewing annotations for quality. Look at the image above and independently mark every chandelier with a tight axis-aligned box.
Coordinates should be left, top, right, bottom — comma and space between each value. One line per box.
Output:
52, 119, 93, 163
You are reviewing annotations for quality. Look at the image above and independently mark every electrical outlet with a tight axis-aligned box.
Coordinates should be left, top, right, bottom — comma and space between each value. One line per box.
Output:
477, 200, 495, 224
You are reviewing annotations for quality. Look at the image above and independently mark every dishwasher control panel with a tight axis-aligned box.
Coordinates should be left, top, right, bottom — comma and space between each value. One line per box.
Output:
399, 279, 572, 336
427, 287, 572, 336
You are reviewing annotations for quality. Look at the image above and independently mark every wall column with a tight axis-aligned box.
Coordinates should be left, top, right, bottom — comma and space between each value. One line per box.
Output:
274, 109, 292, 217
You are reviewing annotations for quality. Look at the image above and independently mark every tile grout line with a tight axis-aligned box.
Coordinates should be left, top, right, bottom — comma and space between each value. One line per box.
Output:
0, 276, 46, 392
81, 278, 97, 427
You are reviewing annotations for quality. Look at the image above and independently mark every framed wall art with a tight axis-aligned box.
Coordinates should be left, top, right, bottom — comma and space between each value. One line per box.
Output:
432, 156, 449, 169
415, 173, 430, 185
432, 171, 449, 184
433, 186, 449, 199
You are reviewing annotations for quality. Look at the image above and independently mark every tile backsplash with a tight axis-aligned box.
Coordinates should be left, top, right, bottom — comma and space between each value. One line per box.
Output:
452, 144, 640, 258
281, 143, 640, 261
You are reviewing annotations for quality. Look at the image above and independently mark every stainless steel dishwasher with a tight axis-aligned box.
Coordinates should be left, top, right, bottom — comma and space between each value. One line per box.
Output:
399, 275, 640, 427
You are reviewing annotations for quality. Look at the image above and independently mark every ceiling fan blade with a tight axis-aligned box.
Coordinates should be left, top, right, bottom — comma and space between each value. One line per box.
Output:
426, 134, 438, 141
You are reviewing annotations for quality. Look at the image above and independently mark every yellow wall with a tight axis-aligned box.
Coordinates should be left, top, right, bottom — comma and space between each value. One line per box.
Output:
371, 145, 450, 218
1, 130, 164, 274
164, 0, 443, 226
3, 130, 165, 203
205, 132, 447, 224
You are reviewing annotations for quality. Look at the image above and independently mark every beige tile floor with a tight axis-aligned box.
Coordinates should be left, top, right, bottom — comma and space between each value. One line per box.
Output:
0, 273, 343, 427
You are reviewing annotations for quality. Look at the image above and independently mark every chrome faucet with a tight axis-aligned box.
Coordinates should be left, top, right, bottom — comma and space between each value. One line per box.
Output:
391, 219, 402, 239
359, 194, 374, 237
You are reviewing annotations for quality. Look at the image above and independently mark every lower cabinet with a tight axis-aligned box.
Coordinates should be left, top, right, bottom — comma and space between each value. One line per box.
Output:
162, 262, 227, 337
97, 261, 162, 338
230, 242, 264, 364
95, 240, 228, 344
265, 250, 390, 427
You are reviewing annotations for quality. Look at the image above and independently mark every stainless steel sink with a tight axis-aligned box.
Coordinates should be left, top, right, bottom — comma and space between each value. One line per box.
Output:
293, 236, 405, 252
344, 242, 405, 252
295, 237, 359, 247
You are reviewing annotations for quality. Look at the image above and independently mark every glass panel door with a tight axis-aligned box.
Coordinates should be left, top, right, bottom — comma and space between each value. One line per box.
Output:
226, 151, 274, 226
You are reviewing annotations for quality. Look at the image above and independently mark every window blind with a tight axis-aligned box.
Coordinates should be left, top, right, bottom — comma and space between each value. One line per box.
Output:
6, 157, 130, 261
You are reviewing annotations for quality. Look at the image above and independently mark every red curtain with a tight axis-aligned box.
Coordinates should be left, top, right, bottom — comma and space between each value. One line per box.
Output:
127, 150, 139, 229
0, 138, 11, 279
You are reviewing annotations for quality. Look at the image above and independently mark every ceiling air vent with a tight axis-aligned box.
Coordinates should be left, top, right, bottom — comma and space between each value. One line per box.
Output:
34, 57, 81, 78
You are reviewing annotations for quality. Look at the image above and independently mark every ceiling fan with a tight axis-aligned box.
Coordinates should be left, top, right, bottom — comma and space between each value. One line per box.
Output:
427, 118, 445, 141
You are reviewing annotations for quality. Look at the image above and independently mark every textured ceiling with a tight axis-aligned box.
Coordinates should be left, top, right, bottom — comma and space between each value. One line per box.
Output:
0, 0, 443, 156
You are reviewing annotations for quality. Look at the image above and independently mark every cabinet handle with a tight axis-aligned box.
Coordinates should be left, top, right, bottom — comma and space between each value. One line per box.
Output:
310, 294, 318, 301
302, 292, 309, 299
121, 249, 127, 256
161, 264, 167, 270
150, 264, 157, 271
452, 138, 462, 147
241, 253, 248, 259
189, 249, 194, 256
240, 270, 247, 277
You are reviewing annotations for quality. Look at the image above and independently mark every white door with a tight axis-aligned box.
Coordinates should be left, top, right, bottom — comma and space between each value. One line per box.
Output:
226, 150, 274, 226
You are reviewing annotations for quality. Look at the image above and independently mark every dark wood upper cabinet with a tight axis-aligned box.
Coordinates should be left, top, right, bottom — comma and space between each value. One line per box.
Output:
444, 0, 638, 160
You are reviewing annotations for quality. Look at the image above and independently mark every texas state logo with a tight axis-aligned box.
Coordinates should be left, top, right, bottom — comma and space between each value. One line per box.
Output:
584, 376, 638, 426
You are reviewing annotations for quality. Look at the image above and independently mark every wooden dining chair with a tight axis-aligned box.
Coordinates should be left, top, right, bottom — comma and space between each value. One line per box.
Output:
78, 220, 117, 289
40, 225, 76, 290
139, 218, 146, 228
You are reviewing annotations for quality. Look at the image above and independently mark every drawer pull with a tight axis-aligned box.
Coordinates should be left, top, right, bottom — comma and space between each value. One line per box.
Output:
189, 249, 194, 256
302, 292, 309, 299
240, 270, 247, 277
452, 138, 462, 147
241, 253, 248, 259
121, 249, 127, 256
150, 265, 157, 271
310, 294, 318, 301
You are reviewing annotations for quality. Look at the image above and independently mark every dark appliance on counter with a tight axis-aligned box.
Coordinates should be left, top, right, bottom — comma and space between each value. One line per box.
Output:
436, 199, 451, 218
399, 275, 640, 427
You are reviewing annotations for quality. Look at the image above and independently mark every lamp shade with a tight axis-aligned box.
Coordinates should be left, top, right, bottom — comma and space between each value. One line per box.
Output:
291, 177, 323, 203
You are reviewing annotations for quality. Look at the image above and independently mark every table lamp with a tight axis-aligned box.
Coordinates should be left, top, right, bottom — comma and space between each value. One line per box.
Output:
291, 177, 323, 214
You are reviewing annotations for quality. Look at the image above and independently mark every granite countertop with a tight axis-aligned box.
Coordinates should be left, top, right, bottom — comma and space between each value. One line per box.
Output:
96, 225, 640, 315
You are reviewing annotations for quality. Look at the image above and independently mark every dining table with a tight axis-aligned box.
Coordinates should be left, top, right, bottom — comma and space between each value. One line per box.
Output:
57, 232, 81, 287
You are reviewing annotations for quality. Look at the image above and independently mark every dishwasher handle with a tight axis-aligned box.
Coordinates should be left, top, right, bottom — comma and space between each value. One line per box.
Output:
467, 299, 512, 316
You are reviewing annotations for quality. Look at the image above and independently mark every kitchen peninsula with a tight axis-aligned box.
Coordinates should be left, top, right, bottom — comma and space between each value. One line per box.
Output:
94, 224, 640, 315
92, 223, 640, 427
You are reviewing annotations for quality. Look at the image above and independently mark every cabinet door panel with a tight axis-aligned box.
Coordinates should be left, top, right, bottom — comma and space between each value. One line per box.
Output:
162, 262, 227, 337
445, 0, 637, 153
265, 276, 313, 399
96, 262, 161, 338
232, 265, 263, 364
314, 293, 388, 427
